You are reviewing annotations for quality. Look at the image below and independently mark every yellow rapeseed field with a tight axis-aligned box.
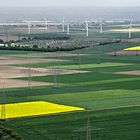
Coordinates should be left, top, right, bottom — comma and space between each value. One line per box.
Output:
124, 46, 140, 51
0, 101, 85, 119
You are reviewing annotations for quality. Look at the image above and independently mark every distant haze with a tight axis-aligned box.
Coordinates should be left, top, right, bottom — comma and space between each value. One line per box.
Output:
0, 7, 140, 22
0, 0, 140, 7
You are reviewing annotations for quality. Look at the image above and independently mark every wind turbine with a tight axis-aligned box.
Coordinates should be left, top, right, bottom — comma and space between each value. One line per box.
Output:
128, 21, 133, 39
27, 21, 31, 35
85, 21, 89, 37
67, 24, 70, 35
62, 18, 65, 32
100, 18, 103, 33
45, 20, 48, 30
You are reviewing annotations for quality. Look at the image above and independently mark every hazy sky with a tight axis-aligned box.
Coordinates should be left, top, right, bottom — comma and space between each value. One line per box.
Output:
0, 0, 140, 7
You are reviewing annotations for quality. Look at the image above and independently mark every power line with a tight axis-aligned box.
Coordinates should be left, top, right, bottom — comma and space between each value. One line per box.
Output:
1, 80, 6, 120
54, 52, 59, 88
78, 49, 81, 72
28, 57, 32, 90
87, 117, 92, 140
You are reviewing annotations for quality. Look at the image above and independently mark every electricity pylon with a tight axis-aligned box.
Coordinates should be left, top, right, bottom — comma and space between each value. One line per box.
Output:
1, 85, 6, 120
87, 117, 91, 140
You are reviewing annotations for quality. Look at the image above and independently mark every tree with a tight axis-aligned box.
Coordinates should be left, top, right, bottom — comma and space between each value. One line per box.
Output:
0, 39, 4, 43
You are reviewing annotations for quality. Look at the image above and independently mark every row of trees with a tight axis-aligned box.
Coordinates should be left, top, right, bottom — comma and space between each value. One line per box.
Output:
98, 40, 121, 46
0, 37, 121, 52
0, 44, 89, 52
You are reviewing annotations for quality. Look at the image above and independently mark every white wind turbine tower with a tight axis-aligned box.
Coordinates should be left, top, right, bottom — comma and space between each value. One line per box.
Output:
67, 24, 70, 35
128, 21, 133, 39
27, 21, 31, 35
62, 18, 65, 32
85, 21, 89, 37
45, 20, 48, 30
100, 18, 103, 33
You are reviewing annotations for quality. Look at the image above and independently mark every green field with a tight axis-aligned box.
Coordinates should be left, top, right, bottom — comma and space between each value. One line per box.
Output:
0, 29, 140, 140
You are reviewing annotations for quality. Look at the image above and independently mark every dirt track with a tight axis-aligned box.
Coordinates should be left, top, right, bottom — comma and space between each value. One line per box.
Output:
115, 70, 140, 76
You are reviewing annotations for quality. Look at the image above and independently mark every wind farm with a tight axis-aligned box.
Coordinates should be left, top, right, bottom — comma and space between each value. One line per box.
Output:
0, 4, 140, 140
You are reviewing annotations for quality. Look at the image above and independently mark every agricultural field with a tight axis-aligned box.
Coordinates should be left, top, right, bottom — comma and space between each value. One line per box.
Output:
124, 46, 140, 50
0, 28, 140, 140
0, 101, 85, 119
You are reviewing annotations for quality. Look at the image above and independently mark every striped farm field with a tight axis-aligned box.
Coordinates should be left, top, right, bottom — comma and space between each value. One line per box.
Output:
0, 35, 140, 139
124, 46, 140, 51
0, 101, 85, 119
